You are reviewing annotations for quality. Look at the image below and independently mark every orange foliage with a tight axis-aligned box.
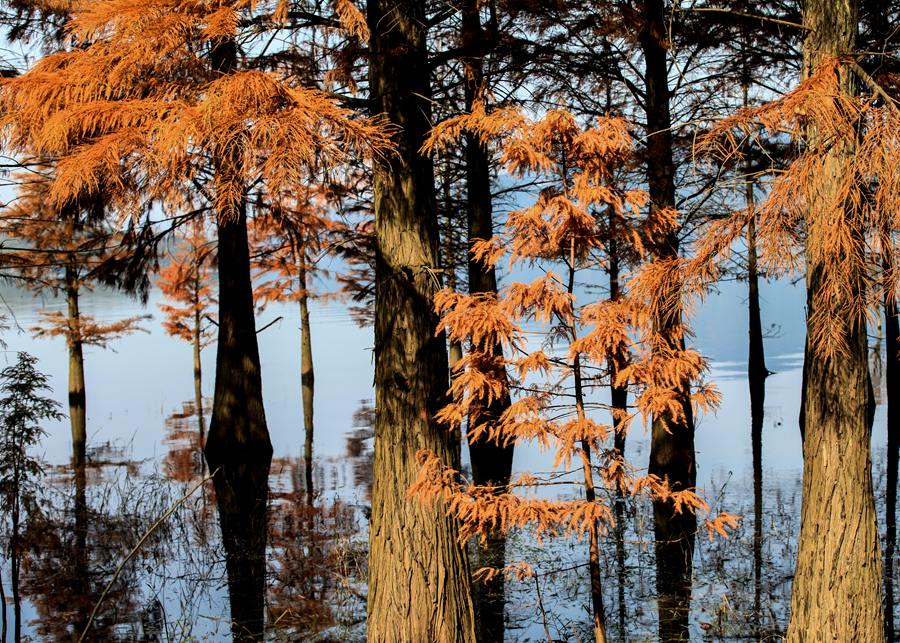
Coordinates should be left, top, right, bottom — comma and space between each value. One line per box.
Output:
157, 217, 216, 346
0, 167, 149, 346
0, 0, 392, 224
414, 106, 730, 566
696, 56, 900, 359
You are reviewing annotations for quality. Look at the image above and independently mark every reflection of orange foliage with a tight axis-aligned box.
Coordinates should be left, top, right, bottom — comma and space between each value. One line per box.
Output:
266, 457, 366, 639
21, 470, 157, 641
162, 401, 204, 483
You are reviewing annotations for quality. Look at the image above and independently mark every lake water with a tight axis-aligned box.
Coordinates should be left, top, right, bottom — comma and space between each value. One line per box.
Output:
0, 275, 891, 642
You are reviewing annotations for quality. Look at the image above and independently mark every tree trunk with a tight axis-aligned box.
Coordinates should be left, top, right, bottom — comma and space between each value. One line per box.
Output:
568, 253, 608, 643
788, 1, 884, 638
65, 262, 87, 470
193, 277, 206, 459
10, 467, 20, 643
886, 258, 899, 643
299, 256, 315, 507
741, 73, 768, 638
366, 1, 477, 641
461, 5, 512, 639
0, 551, 6, 643
204, 35, 272, 464
638, 2, 695, 639
608, 238, 629, 639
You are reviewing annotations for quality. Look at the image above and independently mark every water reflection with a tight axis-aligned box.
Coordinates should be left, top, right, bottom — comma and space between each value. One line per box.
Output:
208, 458, 271, 642
751, 382, 765, 639
21, 462, 167, 641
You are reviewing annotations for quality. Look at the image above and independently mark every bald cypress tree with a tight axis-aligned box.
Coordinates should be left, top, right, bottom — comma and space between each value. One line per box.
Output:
366, 1, 476, 640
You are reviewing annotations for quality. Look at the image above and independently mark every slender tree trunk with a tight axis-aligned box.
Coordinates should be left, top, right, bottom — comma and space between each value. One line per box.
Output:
204, 35, 272, 464
0, 552, 6, 643
608, 238, 629, 640
10, 473, 20, 643
886, 251, 899, 642
744, 125, 767, 427
788, 2, 884, 638
65, 262, 87, 470
567, 252, 608, 643
299, 256, 315, 507
638, 2, 695, 639
366, 1, 476, 640
461, 4, 512, 639
193, 279, 206, 457
741, 74, 768, 639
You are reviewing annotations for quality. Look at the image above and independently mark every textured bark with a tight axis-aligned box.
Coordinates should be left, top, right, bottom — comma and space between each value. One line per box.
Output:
299, 258, 315, 507
787, 1, 884, 638
65, 262, 87, 470
638, 2, 695, 639
366, 1, 476, 641
204, 36, 272, 463
461, 3, 512, 640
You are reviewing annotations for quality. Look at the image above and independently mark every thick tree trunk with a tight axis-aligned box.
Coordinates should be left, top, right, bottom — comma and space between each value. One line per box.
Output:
366, 2, 476, 641
65, 263, 87, 470
788, 2, 884, 639
299, 257, 315, 507
638, 2, 695, 639
204, 36, 272, 464
886, 267, 899, 642
461, 3, 512, 640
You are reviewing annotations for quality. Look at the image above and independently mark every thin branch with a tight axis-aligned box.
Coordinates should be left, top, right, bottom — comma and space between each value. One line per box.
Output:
78, 468, 219, 643
673, 6, 808, 30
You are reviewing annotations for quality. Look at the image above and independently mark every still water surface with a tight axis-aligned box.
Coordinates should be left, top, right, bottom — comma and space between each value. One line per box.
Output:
0, 276, 890, 641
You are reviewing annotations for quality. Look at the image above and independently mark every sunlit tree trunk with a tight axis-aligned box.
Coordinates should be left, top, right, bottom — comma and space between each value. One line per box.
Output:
204, 35, 272, 464
460, 3, 512, 640
638, 2, 695, 639
787, 1, 883, 639
298, 253, 315, 507
366, 1, 476, 640
65, 260, 87, 470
